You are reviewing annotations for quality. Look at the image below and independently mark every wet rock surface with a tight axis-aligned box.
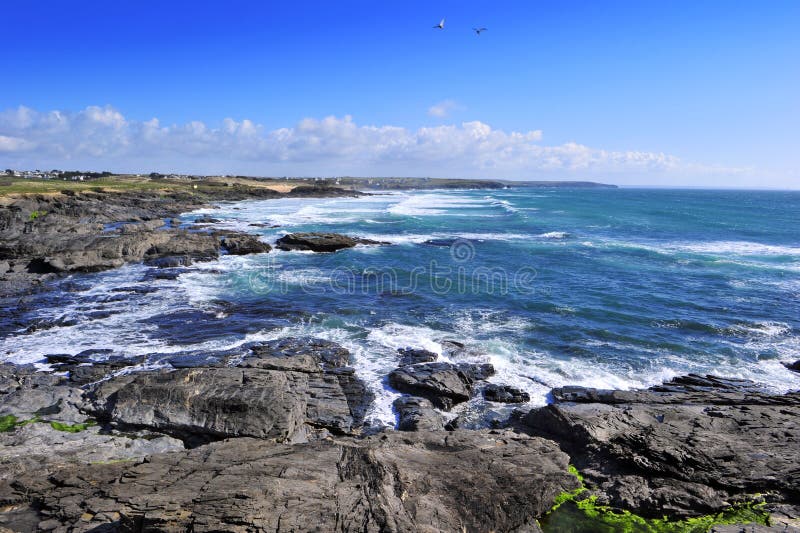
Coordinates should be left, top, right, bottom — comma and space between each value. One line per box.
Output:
483, 383, 531, 403
387, 361, 496, 410
397, 347, 438, 366
520, 374, 800, 519
275, 232, 388, 252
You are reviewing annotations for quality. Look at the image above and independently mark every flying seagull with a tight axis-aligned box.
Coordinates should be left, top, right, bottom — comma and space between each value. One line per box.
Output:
473, 27, 487, 35
433, 18, 445, 29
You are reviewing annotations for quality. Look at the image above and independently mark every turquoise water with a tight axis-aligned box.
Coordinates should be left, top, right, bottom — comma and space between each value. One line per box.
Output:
2, 188, 799, 426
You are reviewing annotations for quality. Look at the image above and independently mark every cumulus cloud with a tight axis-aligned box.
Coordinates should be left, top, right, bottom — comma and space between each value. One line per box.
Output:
427, 99, 460, 118
0, 104, 741, 182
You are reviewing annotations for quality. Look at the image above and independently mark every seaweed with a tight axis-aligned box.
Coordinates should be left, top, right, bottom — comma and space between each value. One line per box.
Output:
539, 465, 770, 533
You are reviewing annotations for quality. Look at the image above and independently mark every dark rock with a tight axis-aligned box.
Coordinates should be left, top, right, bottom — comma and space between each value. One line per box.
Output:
248, 222, 281, 228
144, 255, 193, 268
397, 347, 438, 366
459, 363, 496, 381
45, 353, 89, 366
275, 232, 387, 252
286, 185, 358, 197
221, 234, 271, 255
387, 362, 495, 410
483, 383, 531, 403
73, 348, 114, 359
784, 360, 800, 373
5, 430, 575, 532
520, 375, 800, 518
194, 215, 221, 224
393, 395, 447, 431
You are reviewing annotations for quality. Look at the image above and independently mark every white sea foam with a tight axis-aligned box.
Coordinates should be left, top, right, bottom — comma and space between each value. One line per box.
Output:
537, 231, 570, 239
668, 241, 800, 257
484, 197, 520, 214
387, 193, 492, 217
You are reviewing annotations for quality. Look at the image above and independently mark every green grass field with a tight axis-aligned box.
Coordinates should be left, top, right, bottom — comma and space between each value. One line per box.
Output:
0, 175, 180, 195
0, 175, 305, 197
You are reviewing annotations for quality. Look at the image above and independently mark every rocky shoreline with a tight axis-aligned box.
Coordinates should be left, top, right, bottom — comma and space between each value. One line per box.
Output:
1, 189, 799, 531
0, 335, 798, 531
0, 185, 359, 296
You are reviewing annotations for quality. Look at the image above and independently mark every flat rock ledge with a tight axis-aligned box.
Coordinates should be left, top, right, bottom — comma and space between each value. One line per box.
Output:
275, 232, 388, 252
83, 337, 373, 446
4, 430, 576, 533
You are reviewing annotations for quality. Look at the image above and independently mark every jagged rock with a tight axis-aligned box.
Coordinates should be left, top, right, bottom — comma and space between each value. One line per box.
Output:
220, 234, 271, 255
3, 430, 576, 532
387, 362, 495, 410
393, 395, 447, 431
483, 383, 531, 403
275, 232, 387, 252
520, 375, 800, 518
397, 347, 438, 366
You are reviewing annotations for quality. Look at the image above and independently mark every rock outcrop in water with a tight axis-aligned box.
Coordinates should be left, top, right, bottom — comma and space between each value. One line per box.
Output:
519, 374, 800, 520
397, 347, 438, 366
387, 361, 495, 410
219, 233, 271, 255
483, 383, 531, 403
275, 232, 388, 252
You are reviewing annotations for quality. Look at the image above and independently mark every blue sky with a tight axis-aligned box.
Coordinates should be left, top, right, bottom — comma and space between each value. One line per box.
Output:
1, 0, 798, 187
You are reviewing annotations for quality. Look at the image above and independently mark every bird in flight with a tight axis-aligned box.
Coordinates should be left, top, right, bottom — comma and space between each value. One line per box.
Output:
433, 18, 445, 29
473, 27, 488, 35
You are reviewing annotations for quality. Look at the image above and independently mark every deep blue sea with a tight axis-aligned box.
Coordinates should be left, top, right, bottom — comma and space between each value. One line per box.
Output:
2, 187, 799, 426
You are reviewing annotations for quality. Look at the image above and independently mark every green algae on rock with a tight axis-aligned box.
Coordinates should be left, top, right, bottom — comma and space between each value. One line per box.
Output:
539, 466, 771, 533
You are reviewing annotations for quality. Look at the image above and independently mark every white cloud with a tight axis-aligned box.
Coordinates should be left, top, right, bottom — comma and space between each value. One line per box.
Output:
428, 99, 460, 118
0, 104, 751, 184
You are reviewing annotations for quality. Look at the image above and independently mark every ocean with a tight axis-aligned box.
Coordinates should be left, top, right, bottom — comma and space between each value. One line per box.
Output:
2, 187, 799, 427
